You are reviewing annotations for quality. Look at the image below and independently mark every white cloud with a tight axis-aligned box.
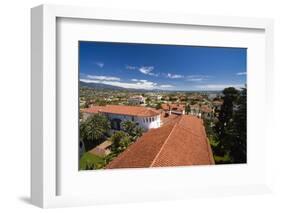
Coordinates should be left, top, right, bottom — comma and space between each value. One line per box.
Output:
81, 74, 174, 90
131, 79, 148, 82
139, 66, 154, 74
94, 62, 104, 68
80, 78, 158, 90
87, 75, 120, 81
160, 84, 174, 88
127, 65, 158, 76
138, 66, 158, 76
195, 84, 244, 91
106, 81, 157, 89
166, 73, 184, 79
139, 79, 149, 83
236, 72, 247, 75
186, 75, 210, 82
80, 79, 99, 83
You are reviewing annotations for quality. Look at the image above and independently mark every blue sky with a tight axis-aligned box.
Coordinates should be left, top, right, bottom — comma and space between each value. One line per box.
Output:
79, 41, 246, 91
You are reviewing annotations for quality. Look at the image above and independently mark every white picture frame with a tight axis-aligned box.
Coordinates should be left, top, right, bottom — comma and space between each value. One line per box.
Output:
31, 4, 274, 208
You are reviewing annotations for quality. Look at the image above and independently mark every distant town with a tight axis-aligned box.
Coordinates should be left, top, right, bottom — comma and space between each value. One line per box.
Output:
79, 81, 246, 170
78, 41, 247, 170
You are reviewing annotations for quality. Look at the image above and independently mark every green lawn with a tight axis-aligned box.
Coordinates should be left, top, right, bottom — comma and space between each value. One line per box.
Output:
214, 153, 231, 164
209, 136, 219, 147
79, 152, 105, 170
208, 137, 231, 164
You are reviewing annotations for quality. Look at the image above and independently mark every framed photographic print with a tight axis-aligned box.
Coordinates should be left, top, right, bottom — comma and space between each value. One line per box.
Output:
31, 4, 274, 208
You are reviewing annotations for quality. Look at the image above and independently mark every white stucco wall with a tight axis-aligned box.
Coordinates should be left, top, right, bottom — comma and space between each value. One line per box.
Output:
81, 112, 161, 131
128, 97, 145, 105
170, 109, 185, 115
104, 113, 160, 131
190, 110, 201, 118
136, 115, 161, 130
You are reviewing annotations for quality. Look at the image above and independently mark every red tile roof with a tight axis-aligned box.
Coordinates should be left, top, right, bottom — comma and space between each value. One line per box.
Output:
106, 115, 214, 169
160, 112, 179, 126
80, 106, 106, 114
200, 105, 213, 113
161, 103, 185, 111
81, 105, 160, 117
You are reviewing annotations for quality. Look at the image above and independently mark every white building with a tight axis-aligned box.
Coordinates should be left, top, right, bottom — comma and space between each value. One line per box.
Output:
189, 104, 201, 117
81, 105, 161, 131
200, 105, 214, 120
161, 103, 185, 115
128, 95, 145, 105
188, 104, 214, 119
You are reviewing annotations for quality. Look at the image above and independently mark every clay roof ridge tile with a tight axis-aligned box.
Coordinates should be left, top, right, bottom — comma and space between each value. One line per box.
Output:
149, 119, 180, 167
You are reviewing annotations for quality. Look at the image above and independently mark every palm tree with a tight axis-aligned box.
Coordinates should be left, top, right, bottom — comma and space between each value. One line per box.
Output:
121, 120, 144, 141
80, 114, 110, 150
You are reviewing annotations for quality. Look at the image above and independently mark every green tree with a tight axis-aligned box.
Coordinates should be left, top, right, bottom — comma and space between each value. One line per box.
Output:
169, 95, 177, 102
215, 87, 239, 139
80, 114, 110, 150
155, 102, 162, 110
121, 120, 144, 140
203, 118, 214, 136
146, 97, 151, 102
95, 98, 107, 106
110, 131, 131, 153
185, 104, 191, 114
231, 87, 247, 163
214, 87, 247, 163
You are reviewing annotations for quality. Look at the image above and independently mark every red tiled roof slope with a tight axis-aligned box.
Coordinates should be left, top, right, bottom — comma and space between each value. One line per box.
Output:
81, 106, 106, 114
81, 105, 160, 117
106, 115, 214, 169
106, 118, 180, 168
151, 116, 214, 167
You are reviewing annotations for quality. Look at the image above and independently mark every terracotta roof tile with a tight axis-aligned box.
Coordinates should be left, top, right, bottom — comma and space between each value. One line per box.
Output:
200, 105, 213, 113
106, 115, 214, 169
106, 118, 179, 168
80, 106, 106, 113
161, 103, 185, 111
152, 116, 214, 167
81, 105, 160, 117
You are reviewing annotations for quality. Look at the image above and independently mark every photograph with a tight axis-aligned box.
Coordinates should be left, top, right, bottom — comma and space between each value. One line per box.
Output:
78, 41, 247, 170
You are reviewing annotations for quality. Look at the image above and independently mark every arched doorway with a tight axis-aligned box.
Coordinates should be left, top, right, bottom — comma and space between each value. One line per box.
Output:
111, 118, 122, 130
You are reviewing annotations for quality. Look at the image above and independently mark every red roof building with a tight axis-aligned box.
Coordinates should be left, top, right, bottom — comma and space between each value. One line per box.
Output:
200, 105, 213, 113
81, 105, 160, 117
106, 115, 214, 169
81, 105, 162, 131
161, 103, 186, 115
81, 105, 107, 114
